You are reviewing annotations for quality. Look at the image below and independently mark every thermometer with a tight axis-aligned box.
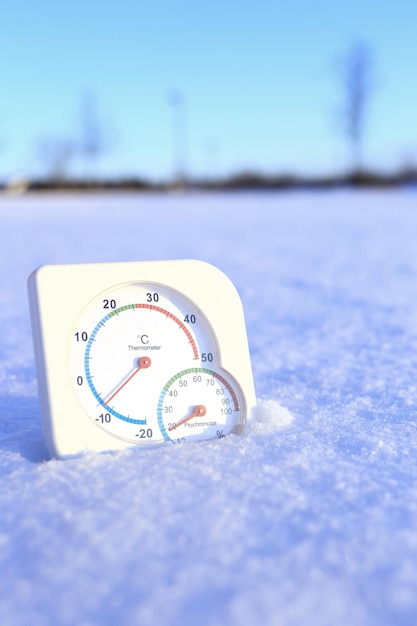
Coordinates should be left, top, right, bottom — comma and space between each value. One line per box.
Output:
28, 260, 256, 458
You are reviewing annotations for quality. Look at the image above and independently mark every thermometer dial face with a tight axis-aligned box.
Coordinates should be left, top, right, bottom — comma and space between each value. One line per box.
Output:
28, 260, 256, 457
69, 282, 244, 445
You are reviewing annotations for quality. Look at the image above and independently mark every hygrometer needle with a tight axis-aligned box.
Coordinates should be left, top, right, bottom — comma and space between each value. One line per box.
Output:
104, 356, 151, 405
169, 404, 206, 431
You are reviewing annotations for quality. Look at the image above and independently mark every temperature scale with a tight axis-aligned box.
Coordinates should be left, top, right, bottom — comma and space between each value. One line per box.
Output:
28, 260, 256, 458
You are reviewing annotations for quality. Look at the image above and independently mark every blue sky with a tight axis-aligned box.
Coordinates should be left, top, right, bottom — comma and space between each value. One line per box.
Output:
1, 0, 416, 181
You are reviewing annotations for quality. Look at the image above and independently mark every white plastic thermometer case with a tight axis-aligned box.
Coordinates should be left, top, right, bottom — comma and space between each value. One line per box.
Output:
27, 260, 256, 458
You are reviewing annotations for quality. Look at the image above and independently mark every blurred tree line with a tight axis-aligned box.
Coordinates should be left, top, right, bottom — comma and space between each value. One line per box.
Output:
0, 41, 416, 190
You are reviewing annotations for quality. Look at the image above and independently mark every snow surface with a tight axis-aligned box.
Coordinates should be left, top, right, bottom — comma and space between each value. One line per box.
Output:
1, 190, 417, 625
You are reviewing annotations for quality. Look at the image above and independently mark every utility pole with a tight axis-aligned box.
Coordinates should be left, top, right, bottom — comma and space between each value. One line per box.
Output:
166, 89, 188, 186
339, 42, 374, 174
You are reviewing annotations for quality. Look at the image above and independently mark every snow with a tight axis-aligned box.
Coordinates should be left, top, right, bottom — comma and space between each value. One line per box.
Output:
1, 189, 417, 625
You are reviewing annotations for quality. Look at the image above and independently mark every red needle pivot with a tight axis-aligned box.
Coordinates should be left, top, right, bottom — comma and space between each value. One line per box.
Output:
169, 404, 207, 431
138, 356, 151, 369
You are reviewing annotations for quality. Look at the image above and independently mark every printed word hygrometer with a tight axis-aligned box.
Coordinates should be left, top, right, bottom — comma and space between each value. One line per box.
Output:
28, 260, 256, 458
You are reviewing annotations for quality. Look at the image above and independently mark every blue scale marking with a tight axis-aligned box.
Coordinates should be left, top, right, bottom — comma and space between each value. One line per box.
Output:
84, 311, 147, 425
157, 388, 170, 440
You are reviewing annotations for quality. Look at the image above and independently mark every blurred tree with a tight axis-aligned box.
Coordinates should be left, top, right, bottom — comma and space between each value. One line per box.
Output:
78, 91, 110, 181
36, 93, 113, 185
338, 42, 375, 174
37, 135, 76, 182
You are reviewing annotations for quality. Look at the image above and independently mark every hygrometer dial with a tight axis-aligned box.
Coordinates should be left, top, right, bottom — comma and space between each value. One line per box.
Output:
158, 367, 245, 443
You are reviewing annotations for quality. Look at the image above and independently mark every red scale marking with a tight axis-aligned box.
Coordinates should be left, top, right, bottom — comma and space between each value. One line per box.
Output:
213, 372, 240, 411
135, 303, 199, 359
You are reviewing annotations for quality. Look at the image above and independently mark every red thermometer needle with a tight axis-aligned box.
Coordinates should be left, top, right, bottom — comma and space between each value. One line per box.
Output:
104, 356, 151, 405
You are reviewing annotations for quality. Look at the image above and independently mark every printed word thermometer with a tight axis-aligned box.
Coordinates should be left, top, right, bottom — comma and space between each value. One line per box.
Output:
28, 260, 256, 458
